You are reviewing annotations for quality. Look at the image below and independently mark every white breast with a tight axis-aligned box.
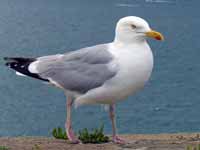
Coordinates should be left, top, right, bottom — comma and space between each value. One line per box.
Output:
106, 42, 154, 100
75, 42, 153, 106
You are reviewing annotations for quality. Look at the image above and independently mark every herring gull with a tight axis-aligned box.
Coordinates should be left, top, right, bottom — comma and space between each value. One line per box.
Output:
4, 16, 164, 144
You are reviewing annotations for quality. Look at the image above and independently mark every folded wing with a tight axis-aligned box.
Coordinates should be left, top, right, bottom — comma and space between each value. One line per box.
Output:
30, 44, 118, 94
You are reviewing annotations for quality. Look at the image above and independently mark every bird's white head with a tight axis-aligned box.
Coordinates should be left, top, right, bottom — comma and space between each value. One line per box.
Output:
114, 16, 164, 44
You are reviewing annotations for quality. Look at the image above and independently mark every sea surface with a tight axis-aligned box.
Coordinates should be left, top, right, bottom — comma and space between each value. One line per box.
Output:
0, 0, 199, 136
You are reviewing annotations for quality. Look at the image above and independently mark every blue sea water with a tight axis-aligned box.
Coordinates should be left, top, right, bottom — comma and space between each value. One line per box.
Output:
0, 0, 200, 136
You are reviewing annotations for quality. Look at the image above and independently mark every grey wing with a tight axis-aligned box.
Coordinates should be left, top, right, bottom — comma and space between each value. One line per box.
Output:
36, 44, 118, 94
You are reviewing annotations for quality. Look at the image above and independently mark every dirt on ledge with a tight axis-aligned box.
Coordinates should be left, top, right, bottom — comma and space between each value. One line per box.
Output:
0, 133, 200, 150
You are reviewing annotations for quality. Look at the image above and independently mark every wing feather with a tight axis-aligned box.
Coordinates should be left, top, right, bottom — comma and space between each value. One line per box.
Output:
36, 44, 118, 93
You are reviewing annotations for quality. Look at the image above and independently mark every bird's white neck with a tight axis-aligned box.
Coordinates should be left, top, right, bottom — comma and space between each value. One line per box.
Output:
112, 39, 149, 52
114, 35, 146, 45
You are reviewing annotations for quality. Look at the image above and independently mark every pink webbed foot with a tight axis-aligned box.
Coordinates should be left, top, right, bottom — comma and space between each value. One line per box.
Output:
112, 136, 126, 144
67, 128, 80, 144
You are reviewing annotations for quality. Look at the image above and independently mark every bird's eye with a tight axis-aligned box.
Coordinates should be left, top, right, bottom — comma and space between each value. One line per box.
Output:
131, 24, 136, 29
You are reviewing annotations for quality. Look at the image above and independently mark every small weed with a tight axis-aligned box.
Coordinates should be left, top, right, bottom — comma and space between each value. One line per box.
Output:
0, 146, 9, 150
186, 144, 200, 150
52, 127, 68, 140
52, 124, 109, 144
78, 124, 109, 144
32, 144, 42, 150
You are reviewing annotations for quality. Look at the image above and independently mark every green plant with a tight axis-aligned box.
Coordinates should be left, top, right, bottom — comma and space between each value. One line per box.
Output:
52, 127, 68, 140
52, 124, 109, 144
186, 144, 200, 150
78, 124, 109, 144
0, 146, 9, 150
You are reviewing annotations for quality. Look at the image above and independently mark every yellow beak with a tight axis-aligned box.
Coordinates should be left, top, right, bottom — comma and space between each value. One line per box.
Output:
145, 30, 164, 41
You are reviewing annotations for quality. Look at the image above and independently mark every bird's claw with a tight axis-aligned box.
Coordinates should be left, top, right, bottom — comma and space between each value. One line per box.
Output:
112, 136, 126, 144
69, 139, 80, 144
67, 128, 80, 144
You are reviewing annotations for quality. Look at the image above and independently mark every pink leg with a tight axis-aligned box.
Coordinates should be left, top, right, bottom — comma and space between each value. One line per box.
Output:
65, 96, 79, 144
109, 104, 125, 144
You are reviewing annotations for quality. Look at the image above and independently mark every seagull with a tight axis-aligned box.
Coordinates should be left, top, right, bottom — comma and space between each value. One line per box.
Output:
4, 16, 164, 144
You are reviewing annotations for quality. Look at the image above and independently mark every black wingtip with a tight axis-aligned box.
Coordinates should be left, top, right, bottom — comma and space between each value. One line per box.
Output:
5, 62, 10, 66
4, 57, 11, 66
3, 57, 17, 63
4, 57, 15, 66
4, 57, 12, 61
3, 56, 49, 82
